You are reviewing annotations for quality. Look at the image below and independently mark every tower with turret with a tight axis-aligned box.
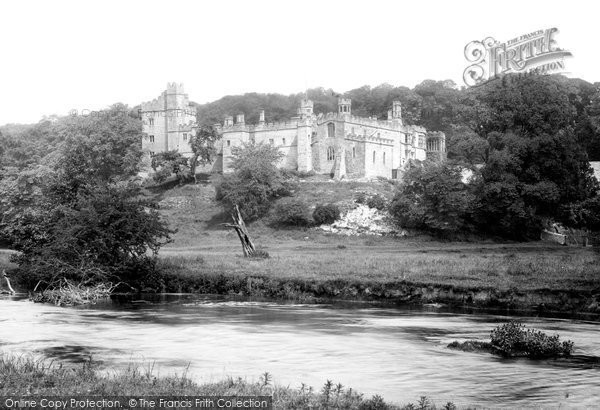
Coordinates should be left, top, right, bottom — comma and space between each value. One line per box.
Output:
141, 83, 197, 157
338, 98, 351, 115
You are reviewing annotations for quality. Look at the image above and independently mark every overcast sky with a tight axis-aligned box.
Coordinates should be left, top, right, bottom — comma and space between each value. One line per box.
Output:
1, 0, 598, 124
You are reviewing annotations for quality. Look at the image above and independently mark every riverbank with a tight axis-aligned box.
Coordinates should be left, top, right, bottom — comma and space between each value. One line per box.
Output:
154, 234, 600, 315
0, 355, 449, 409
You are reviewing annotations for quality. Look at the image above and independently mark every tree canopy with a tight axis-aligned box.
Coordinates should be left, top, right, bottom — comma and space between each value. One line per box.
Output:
0, 104, 172, 289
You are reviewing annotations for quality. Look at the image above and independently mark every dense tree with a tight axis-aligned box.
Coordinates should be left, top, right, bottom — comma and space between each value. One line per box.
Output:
413, 79, 461, 133
6, 181, 172, 288
151, 151, 190, 184
389, 162, 475, 235
216, 142, 291, 220
446, 125, 489, 164
189, 125, 219, 183
0, 105, 171, 289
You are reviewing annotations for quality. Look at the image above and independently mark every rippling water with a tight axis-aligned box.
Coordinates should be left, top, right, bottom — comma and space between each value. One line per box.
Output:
1, 294, 599, 407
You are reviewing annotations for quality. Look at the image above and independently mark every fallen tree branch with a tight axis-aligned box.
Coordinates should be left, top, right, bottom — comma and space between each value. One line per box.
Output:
221, 205, 257, 257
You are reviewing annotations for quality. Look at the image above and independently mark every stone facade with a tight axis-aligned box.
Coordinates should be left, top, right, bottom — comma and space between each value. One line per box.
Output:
218, 98, 446, 179
142, 84, 446, 179
140, 83, 197, 157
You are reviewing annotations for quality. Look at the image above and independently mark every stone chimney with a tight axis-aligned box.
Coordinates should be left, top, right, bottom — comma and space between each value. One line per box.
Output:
259, 110, 265, 124
224, 115, 234, 127
236, 113, 245, 124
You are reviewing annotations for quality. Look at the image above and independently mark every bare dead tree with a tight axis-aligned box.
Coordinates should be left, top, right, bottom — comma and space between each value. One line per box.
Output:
222, 205, 257, 257
2, 269, 16, 295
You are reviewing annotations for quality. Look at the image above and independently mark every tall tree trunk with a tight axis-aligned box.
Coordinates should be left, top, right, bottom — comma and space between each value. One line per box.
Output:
222, 205, 256, 257
190, 154, 199, 184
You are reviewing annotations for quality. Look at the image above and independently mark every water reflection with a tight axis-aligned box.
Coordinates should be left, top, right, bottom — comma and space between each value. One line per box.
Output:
0, 294, 599, 407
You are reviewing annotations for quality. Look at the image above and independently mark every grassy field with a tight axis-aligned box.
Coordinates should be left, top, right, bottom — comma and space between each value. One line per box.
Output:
153, 181, 600, 293
159, 236, 599, 292
0, 355, 451, 409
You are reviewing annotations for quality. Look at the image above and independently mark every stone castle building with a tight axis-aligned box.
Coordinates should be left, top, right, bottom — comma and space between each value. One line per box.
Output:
141, 84, 446, 179
140, 83, 197, 157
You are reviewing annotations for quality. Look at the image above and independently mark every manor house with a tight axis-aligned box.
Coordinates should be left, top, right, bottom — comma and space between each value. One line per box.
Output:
141, 84, 446, 179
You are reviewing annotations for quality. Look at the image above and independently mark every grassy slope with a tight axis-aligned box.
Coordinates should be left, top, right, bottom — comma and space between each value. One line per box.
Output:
154, 179, 600, 294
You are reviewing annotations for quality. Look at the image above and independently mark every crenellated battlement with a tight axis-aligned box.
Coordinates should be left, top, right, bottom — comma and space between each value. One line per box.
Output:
167, 82, 186, 94
317, 112, 411, 132
141, 96, 164, 112
221, 116, 313, 133
346, 133, 394, 145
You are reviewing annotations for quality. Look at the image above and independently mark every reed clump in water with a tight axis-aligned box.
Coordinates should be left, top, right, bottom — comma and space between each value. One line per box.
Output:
29, 279, 118, 306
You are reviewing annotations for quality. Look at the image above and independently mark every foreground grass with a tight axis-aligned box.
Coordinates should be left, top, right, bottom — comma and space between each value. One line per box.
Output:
0, 355, 457, 409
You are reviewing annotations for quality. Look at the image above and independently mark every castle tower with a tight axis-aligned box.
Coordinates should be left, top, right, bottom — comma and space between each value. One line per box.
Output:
338, 98, 351, 115
426, 131, 447, 162
298, 99, 314, 118
297, 119, 313, 172
391, 101, 403, 125
141, 82, 197, 156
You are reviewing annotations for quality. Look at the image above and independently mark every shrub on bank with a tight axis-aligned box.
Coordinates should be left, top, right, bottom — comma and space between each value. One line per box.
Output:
313, 203, 341, 225
366, 194, 387, 211
272, 198, 311, 227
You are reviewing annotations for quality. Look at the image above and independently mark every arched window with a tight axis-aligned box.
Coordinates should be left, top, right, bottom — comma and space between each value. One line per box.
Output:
373, 151, 376, 163
327, 122, 335, 138
383, 152, 386, 164
327, 146, 335, 161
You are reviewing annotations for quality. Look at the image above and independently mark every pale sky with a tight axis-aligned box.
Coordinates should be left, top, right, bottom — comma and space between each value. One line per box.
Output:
1, 0, 598, 125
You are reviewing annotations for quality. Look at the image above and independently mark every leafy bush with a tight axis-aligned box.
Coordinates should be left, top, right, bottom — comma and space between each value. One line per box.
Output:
216, 142, 291, 220
366, 194, 387, 211
281, 169, 316, 179
151, 150, 190, 184
560, 195, 600, 231
355, 192, 367, 205
389, 163, 475, 235
490, 321, 573, 358
272, 198, 311, 227
313, 203, 340, 225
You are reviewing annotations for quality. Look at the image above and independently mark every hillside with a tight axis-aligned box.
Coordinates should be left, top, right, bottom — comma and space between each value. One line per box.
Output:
153, 175, 398, 248
140, 177, 600, 314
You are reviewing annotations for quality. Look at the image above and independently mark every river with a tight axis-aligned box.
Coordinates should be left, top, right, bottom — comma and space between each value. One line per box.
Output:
1, 294, 599, 407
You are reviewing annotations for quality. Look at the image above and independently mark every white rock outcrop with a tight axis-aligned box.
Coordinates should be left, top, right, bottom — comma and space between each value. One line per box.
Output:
319, 204, 404, 236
